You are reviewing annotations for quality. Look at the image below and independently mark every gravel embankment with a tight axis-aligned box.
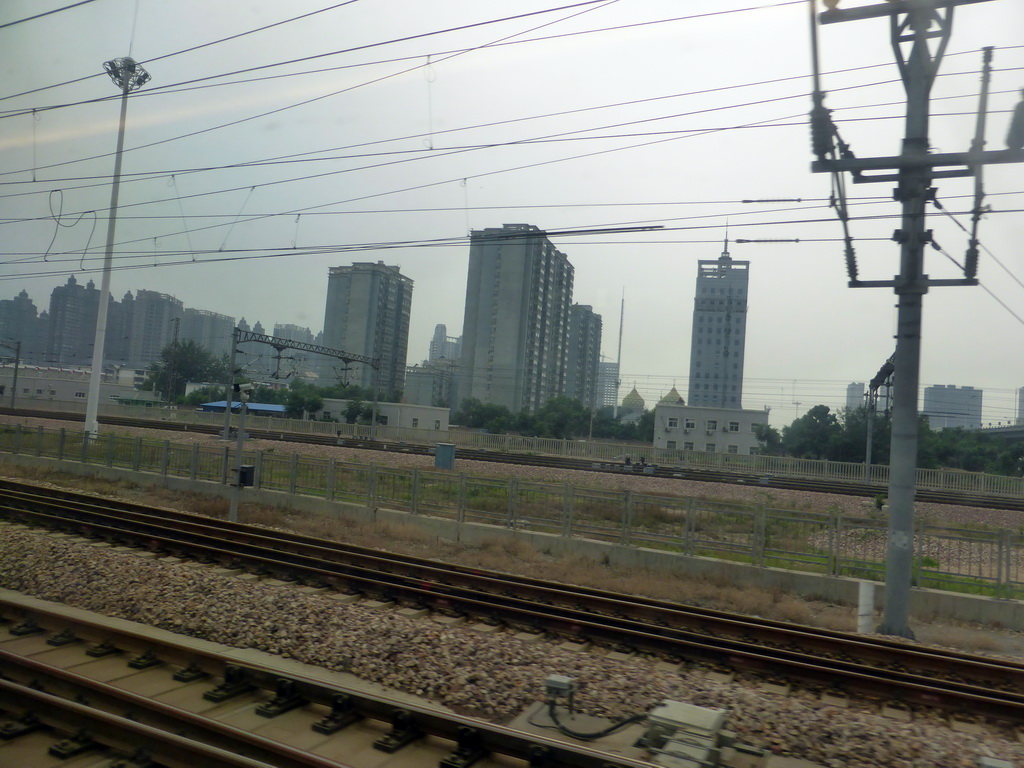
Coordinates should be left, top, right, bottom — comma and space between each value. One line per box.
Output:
1, 524, 1020, 768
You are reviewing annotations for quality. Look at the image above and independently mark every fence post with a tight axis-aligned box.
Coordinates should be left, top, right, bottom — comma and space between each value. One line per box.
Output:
327, 457, 336, 501
621, 490, 633, 545
754, 505, 765, 567
80, 431, 89, 464
411, 468, 420, 514
57, 428, 66, 461
685, 497, 696, 555
160, 440, 170, 476
996, 530, 1007, 600
106, 434, 115, 467
561, 484, 571, 537
254, 451, 264, 490
507, 477, 518, 529
133, 437, 142, 471
289, 453, 299, 495
190, 444, 199, 480
368, 464, 377, 509
457, 474, 466, 524
36, 425, 44, 457
831, 508, 841, 577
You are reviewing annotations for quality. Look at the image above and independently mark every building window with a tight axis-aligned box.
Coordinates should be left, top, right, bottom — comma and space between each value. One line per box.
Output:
434, 419, 441, 430
706, 419, 718, 432
667, 417, 678, 428
727, 445, 739, 454
705, 443, 716, 452
684, 419, 695, 430
683, 442, 694, 451
728, 421, 740, 432
411, 418, 419, 428
667, 440, 677, 450
75, 392, 86, 398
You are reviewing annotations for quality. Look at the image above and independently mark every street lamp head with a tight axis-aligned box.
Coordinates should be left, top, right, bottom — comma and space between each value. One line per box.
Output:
102, 57, 151, 92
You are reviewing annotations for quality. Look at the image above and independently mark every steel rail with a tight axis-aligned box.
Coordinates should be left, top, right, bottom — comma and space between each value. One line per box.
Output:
4, 486, 1024, 723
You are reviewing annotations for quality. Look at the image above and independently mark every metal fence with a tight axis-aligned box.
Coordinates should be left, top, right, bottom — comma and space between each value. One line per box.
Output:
2, 423, 1023, 599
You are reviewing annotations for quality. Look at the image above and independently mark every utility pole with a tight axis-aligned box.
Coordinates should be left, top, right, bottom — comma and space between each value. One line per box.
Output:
811, 0, 1024, 638
0, 340, 20, 409
85, 57, 151, 439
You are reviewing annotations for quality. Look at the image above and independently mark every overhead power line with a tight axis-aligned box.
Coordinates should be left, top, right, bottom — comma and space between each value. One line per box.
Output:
0, 0, 98, 31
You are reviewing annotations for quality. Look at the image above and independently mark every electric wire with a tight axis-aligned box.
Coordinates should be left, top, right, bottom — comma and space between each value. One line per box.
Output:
0, 0, 98, 31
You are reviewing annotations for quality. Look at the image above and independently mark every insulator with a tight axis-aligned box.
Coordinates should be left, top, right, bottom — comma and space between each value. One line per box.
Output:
1007, 91, 1024, 150
810, 102, 834, 159
964, 244, 979, 280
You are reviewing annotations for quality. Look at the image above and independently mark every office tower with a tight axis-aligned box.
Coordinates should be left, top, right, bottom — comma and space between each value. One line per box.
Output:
322, 261, 413, 395
566, 304, 602, 408
687, 239, 749, 409
127, 290, 184, 367
459, 224, 573, 413
922, 384, 983, 430
273, 324, 315, 345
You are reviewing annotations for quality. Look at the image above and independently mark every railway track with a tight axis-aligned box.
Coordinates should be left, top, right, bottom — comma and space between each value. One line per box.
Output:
3, 478, 1024, 728
0, 590, 654, 768
5, 406, 1024, 512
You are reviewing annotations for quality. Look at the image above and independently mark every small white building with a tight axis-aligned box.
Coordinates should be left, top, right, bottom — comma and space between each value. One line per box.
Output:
653, 403, 768, 456
321, 398, 449, 431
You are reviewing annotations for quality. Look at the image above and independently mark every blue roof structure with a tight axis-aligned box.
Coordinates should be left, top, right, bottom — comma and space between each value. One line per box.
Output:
200, 401, 287, 415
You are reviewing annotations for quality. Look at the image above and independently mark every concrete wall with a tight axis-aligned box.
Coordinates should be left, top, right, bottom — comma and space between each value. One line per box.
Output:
3, 451, 1023, 630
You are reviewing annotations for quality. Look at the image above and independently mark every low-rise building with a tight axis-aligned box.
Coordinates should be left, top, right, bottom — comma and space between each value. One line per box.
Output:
653, 402, 768, 455
321, 399, 449, 431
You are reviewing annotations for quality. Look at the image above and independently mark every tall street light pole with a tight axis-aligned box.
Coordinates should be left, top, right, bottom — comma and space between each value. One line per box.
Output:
84, 57, 151, 439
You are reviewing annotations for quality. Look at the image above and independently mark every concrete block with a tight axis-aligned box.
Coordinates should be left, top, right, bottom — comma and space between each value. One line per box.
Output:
396, 607, 429, 619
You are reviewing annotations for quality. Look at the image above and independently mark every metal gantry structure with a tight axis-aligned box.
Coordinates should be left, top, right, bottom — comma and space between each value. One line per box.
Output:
809, 0, 1024, 637
220, 328, 380, 440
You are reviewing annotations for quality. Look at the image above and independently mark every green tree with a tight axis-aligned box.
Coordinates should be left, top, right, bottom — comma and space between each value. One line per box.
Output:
144, 340, 227, 402
452, 397, 515, 433
781, 404, 840, 459
531, 397, 591, 440
752, 423, 783, 455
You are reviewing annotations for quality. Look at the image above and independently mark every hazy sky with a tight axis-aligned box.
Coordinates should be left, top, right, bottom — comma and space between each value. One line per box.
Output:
2, 0, 1022, 425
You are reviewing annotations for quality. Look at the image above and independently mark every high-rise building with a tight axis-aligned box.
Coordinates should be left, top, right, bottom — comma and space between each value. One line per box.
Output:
687, 239, 749, 409
565, 304, 602, 408
47, 275, 101, 366
182, 308, 235, 359
428, 323, 462, 362
322, 261, 413, 395
596, 361, 619, 410
273, 324, 315, 345
127, 290, 183, 367
922, 384, 982, 430
846, 382, 866, 411
459, 224, 574, 413
0, 289, 47, 363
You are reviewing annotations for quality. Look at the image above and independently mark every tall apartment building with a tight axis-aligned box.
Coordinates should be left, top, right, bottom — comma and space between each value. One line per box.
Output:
565, 304, 602, 408
47, 275, 101, 366
273, 324, 315, 344
596, 361, 620, 410
459, 224, 574, 413
0, 289, 47, 363
322, 261, 413, 395
127, 290, 183, 367
180, 308, 235, 359
428, 323, 462, 362
846, 382, 866, 411
687, 239, 749, 409
922, 384, 982, 430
